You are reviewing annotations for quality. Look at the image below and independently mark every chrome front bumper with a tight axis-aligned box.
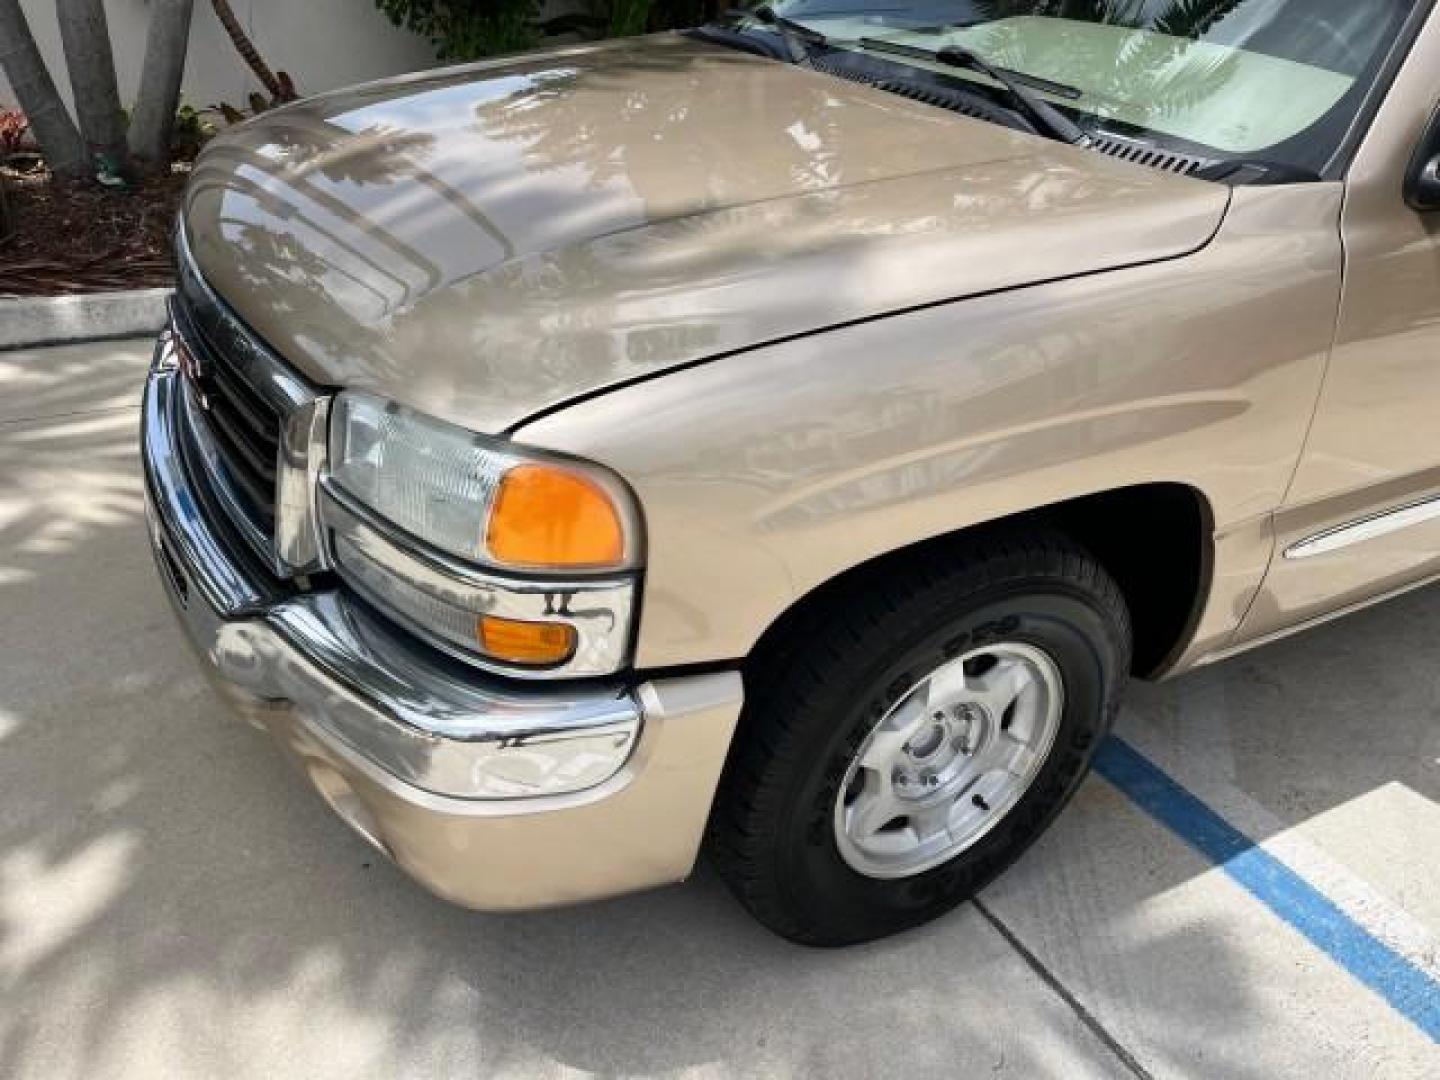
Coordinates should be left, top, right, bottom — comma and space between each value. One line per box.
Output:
141, 341, 743, 910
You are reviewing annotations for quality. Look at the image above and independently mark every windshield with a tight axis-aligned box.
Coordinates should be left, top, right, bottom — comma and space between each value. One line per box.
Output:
759, 0, 1420, 172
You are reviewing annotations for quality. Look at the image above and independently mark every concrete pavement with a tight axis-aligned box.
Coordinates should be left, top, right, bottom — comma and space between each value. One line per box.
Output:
1, 338, 1438, 1078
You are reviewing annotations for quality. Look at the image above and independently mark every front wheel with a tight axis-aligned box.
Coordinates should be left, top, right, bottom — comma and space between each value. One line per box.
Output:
709, 533, 1131, 946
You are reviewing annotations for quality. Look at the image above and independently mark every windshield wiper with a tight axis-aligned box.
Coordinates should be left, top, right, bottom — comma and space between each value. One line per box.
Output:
730, 4, 827, 65
857, 36, 1089, 146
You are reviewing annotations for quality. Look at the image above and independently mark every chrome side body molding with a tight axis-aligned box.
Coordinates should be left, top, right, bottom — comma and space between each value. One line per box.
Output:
1283, 494, 1440, 559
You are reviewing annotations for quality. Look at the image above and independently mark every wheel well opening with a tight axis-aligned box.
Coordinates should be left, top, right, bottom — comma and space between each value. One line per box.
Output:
745, 483, 1211, 682
1045, 484, 1211, 677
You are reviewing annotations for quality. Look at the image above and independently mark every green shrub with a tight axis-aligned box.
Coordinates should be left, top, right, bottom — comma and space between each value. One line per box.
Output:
171, 105, 218, 161
376, 0, 543, 60
607, 0, 654, 37
376, 0, 713, 60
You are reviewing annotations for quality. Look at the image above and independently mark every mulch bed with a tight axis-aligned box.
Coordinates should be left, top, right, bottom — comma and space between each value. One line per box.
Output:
0, 158, 187, 297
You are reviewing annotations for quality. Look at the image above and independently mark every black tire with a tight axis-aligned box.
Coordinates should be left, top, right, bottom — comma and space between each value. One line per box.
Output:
709, 531, 1131, 946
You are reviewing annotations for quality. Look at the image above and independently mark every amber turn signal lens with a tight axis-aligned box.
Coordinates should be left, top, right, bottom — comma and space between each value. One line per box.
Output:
476, 616, 577, 667
486, 464, 625, 569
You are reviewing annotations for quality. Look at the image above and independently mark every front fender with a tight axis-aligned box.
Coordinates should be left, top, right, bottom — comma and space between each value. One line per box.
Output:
515, 185, 1344, 672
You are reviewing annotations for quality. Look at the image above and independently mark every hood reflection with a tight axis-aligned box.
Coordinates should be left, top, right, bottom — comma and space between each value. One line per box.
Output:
184, 33, 1229, 433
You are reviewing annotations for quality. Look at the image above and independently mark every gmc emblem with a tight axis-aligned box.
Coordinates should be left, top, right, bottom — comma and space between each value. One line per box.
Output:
174, 333, 209, 410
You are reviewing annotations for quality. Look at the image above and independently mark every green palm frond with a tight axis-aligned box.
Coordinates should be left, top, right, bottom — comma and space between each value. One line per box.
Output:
1151, 0, 1244, 40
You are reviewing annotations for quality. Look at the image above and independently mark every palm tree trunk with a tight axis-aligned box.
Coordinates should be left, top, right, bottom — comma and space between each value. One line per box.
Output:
54, 0, 129, 166
0, 0, 87, 178
209, 0, 284, 101
129, 0, 196, 171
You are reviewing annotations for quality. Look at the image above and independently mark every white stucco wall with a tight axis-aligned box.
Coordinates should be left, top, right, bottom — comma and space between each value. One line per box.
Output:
1, 0, 443, 114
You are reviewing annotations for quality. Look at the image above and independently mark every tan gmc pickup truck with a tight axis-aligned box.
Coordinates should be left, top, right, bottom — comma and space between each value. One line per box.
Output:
143, 0, 1439, 945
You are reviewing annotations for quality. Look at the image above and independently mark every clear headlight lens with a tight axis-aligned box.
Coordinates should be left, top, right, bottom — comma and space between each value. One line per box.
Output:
328, 392, 638, 572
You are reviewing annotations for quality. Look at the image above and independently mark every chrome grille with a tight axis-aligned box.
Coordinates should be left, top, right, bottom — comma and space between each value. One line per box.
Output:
171, 226, 320, 576
173, 293, 281, 527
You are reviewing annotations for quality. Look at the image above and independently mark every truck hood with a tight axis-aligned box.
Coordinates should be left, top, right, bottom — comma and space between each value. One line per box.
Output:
185, 33, 1230, 433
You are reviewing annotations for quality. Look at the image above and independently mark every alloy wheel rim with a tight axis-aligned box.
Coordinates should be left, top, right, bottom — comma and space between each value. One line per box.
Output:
833, 641, 1064, 880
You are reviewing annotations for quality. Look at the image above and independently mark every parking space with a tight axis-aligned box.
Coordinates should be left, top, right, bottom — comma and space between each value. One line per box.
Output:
1, 339, 1438, 1078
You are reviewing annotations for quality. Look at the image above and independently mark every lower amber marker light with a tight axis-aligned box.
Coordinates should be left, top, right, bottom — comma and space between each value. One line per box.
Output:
477, 615, 578, 667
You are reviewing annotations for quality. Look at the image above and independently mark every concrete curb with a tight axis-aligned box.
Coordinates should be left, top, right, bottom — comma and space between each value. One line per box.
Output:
0, 287, 171, 351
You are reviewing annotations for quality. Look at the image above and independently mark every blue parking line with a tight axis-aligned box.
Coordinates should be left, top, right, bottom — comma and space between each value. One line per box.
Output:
1094, 736, 1440, 1043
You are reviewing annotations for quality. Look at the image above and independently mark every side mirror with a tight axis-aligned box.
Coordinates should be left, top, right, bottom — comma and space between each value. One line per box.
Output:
1405, 107, 1440, 211
1409, 156, 1440, 210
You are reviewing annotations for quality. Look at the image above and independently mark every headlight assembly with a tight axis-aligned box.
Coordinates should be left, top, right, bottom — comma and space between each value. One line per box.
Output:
328, 392, 641, 573
322, 392, 641, 678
